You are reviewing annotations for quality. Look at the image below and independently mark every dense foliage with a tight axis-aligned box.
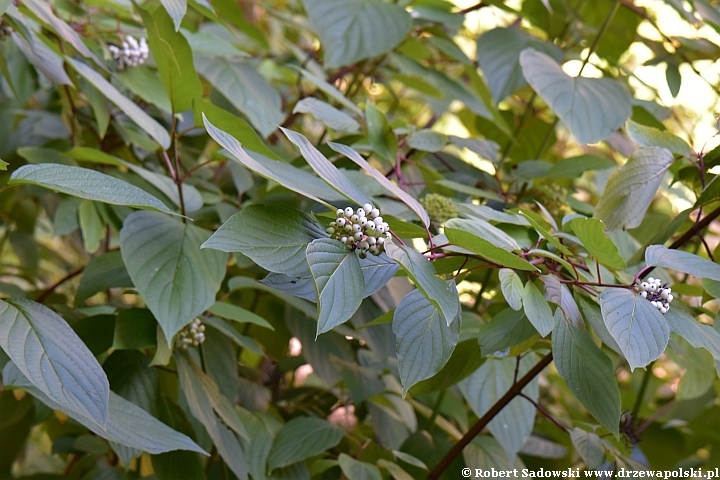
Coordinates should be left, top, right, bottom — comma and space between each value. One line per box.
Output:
3, 0, 720, 478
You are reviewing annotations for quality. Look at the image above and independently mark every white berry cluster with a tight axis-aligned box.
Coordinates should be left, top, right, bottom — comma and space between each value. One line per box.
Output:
176, 318, 206, 349
108, 35, 149, 70
635, 277, 674, 314
326, 204, 391, 259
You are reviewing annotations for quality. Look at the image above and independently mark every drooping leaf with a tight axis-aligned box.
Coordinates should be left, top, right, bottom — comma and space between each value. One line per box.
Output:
65, 58, 171, 149
12, 30, 71, 85
203, 116, 341, 206
407, 130, 447, 152
477, 308, 536, 356
543, 155, 616, 179
594, 147, 674, 231
385, 243, 460, 325
75, 251, 133, 306
445, 218, 520, 252
23, 0, 96, 59
207, 302, 274, 330
303, 0, 412, 68
295, 68, 362, 115
460, 356, 539, 461
477, 27, 563, 104
408, 339, 484, 396
359, 253, 399, 298
570, 218, 626, 270
3, 362, 205, 455
519, 48, 631, 144
202, 204, 327, 277
522, 281, 554, 337
626, 119, 692, 156
338, 454, 382, 480
9, 164, 176, 215
646, 244, 720, 281
159, 0, 187, 30
444, 227, 538, 271
665, 308, 720, 360
328, 142, 430, 227
267, 417, 343, 471
306, 238, 364, 335
137, 5, 202, 113
393, 289, 459, 394
281, 128, 372, 205
570, 428, 606, 469
598, 288, 670, 369
0, 299, 110, 426
260, 273, 317, 302
203, 317, 263, 355
196, 57, 282, 138
499, 269, 524, 310
120, 211, 227, 343
552, 311, 621, 437
293, 97, 360, 133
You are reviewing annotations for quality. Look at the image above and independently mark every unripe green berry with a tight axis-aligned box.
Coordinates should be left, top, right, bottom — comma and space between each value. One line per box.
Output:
359, 240, 370, 250
351, 214, 360, 223
336, 208, 344, 218
326, 227, 335, 234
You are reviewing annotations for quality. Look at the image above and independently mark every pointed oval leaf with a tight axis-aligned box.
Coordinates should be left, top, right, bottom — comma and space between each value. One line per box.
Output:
207, 302, 274, 330
9, 164, 176, 215
552, 312, 621, 437
359, 253, 399, 298
303, 0, 412, 68
594, 147, 674, 231
267, 417, 343, 470
306, 238, 364, 335
202, 204, 327, 277
570, 428, 606, 469
523, 281, 554, 337
338, 454, 382, 480
519, 48, 631, 144
444, 227, 538, 271
159, 0, 187, 31
66, 58, 171, 149
203, 116, 341, 206
408, 339, 484, 396
570, 218, 626, 270
407, 130, 447, 152
281, 128, 372, 205
393, 289, 459, 394
328, 142, 430, 227
445, 218, 520, 252
3, 362, 206, 455
499, 269, 524, 310
646, 244, 720, 281
626, 119, 691, 156
477, 308, 536, 356
0, 299, 110, 426
120, 211, 227, 342
385, 243, 460, 325
75, 251, 133, 306
260, 273, 317, 302
598, 288, 669, 369
666, 308, 720, 360
293, 97, 360, 133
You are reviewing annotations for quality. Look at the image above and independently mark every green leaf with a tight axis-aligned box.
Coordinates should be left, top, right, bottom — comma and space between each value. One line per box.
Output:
13, 30, 72, 85
281, 128, 372, 206
444, 227, 538, 271
196, 57, 282, 138
552, 311, 621, 437
23, 0, 96, 60
3, 362, 206, 455
544, 154, 616, 179
499, 269, 524, 310
306, 238, 364, 335
116, 66, 172, 112
207, 301, 274, 330
112, 309, 157, 350
236, 411, 280, 480
9, 164, 175, 214
359, 254, 399, 298
260, 273, 317, 302
445, 218, 520, 252
519, 48, 631, 144
665, 308, 720, 361
570, 218, 626, 270
137, 5, 202, 113
408, 339, 484, 396
477, 27, 563, 104
338, 454, 382, 480
393, 289, 459, 394
448, 136, 499, 163
295, 68, 362, 115
175, 355, 248, 480
203, 317, 263, 355
464, 436, 523, 470
303, 0, 412, 68
519, 210, 572, 256
478, 308, 537, 356
159, 0, 187, 30
598, 288, 669, 369
646, 245, 720, 281
460, 356, 539, 461
570, 428, 606, 469
365, 103, 398, 164
384, 243, 460, 325
0, 299, 110, 426
267, 417, 343, 471
203, 116, 341, 206
293, 97, 360, 133
329, 142, 430, 227
79, 200, 103, 253
626, 119, 692, 156
407, 130, 447, 152
202, 205, 327, 277
120, 211, 227, 343
541, 275, 583, 328
594, 147, 674, 231
75, 251, 133, 306
523, 281, 554, 337
65, 58, 171, 149
377, 459, 414, 480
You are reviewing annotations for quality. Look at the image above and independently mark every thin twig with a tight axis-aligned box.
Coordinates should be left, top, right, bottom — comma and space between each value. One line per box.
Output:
36, 267, 85, 303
